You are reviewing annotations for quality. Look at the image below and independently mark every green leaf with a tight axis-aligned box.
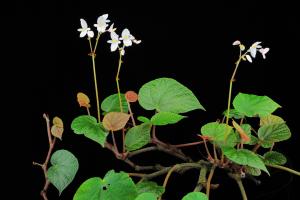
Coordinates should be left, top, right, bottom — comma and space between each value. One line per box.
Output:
233, 93, 281, 117
73, 177, 102, 200
263, 151, 287, 165
223, 109, 245, 119
125, 123, 152, 151
249, 135, 259, 145
71, 115, 108, 147
151, 112, 186, 125
244, 166, 261, 176
258, 122, 291, 143
222, 147, 269, 175
101, 93, 128, 114
136, 181, 165, 196
260, 114, 285, 126
47, 150, 79, 195
235, 124, 252, 144
182, 192, 208, 200
137, 116, 151, 123
134, 193, 158, 200
138, 78, 205, 113
261, 141, 274, 148
201, 122, 237, 147
74, 170, 137, 200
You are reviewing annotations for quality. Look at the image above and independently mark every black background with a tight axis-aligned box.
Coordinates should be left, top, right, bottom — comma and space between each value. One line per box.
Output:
31, 1, 300, 200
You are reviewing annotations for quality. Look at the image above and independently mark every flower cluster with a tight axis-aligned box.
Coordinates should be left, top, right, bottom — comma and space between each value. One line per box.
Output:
233, 40, 270, 63
77, 14, 141, 55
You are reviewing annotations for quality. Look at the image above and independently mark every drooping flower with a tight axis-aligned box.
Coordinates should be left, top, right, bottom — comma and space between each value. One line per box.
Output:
259, 48, 270, 59
77, 19, 94, 38
94, 14, 110, 33
249, 41, 262, 58
120, 28, 135, 47
107, 31, 121, 52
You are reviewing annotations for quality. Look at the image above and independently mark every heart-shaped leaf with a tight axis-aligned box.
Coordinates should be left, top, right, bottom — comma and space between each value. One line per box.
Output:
74, 170, 137, 200
138, 78, 205, 113
101, 93, 128, 114
258, 122, 291, 143
182, 192, 208, 200
260, 114, 285, 126
263, 151, 287, 165
222, 147, 269, 175
102, 112, 130, 131
125, 123, 152, 151
233, 93, 281, 117
71, 115, 108, 147
151, 112, 185, 126
47, 150, 79, 195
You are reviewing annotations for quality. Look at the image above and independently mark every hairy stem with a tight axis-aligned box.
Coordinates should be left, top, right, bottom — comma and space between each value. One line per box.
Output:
206, 164, 217, 198
172, 141, 204, 148
127, 101, 136, 126
194, 166, 207, 192
266, 164, 300, 176
229, 173, 248, 200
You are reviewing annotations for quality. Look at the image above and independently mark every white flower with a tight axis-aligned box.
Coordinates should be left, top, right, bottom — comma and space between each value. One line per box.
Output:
249, 41, 262, 58
94, 14, 110, 33
120, 28, 135, 47
259, 48, 270, 59
232, 40, 241, 46
133, 38, 142, 44
245, 54, 252, 63
107, 31, 121, 52
78, 19, 94, 38
108, 23, 117, 33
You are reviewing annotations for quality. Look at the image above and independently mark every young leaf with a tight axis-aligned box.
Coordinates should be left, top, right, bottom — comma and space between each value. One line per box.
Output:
258, 122, 291, 143
73, 177, 102, 200
150, 112, 186, 126
125, 91, 139, 103
223, 109, 245, 119
47, 150, 79, 195
102, 112, 130, 131
200, 122, 237, 147
232, 120, 250, 143
53, 116, 63, 128
244, 166, 261, 176
137, 116, 151, 123
263, 151, 287, 165
136, 181, 165, 196
138, 78, 205, 113
233, 93, 281, 117
222, 147, 269, 175
125, 123, 152, 151
101, 93, 128, 113
74, 170, 138, 200
51, 125, 64, 140
260, 114, 285, 126
182, 192, 208, 200
134, 193, 158, 200
71, 115, 108, 147
77, 92, 91, 108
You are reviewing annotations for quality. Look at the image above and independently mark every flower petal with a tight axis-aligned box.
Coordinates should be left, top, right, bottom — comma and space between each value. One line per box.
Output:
80, 18, 88, 28
80, 30, 87, 37
232, 40, 241, 45
249, 47, 257, 58
110, 31, 119, 40
88, 30, 94, 38
245, 54, 253, 63
111, 43, 119, 51
122, 28, 130, 37
123, 39, 132, 47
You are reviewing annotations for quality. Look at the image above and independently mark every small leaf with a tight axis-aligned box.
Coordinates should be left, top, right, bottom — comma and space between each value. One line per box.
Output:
125, 123, 152, 151
201, 122, 237, 147
77, 92, 91, 108
260, 114, 285, 126
102, 112, 130, 131
244, 166, 261, 176
258, 122, 291, 143
47, 150, 79, 195
182, 192, 208, 200
53, 116, 63, 128
74, 170, 138, 200
249, 135, 259, 145
71, 115, 108, 147
263, 151, 287, 165
223, 109, 245, 119
101, 93, 128, 114
137, 116, 151, 123
233, 93, 281, 117
136, 181, 165, 196
151, 112, 185, 126
51, 125, 64, 140
134, 193, 158, 200
261, 141, 274, 148
125, 91, 138, 103
232, 120, 250, 143
138, 78, 205, 113
222, 147, 269, 175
